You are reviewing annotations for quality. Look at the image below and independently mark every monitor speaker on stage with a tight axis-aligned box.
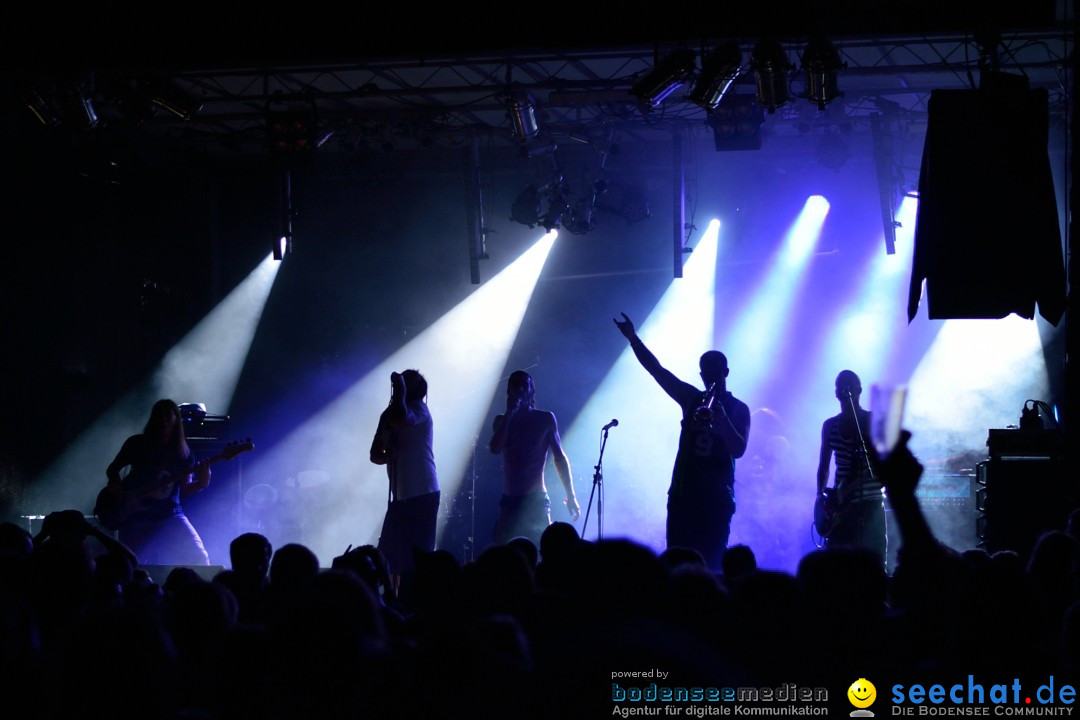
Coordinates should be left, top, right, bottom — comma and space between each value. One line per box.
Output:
907, 78, 1066, 325
978, 458, 1068, 561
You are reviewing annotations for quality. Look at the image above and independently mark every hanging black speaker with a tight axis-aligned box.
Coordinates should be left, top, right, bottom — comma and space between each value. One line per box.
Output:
907, 82, 1066, 325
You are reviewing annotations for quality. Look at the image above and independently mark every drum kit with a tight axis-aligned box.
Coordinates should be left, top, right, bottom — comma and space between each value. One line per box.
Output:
243, 469, 332, 542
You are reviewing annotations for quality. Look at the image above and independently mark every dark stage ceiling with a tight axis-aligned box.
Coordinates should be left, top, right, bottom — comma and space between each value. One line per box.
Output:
2, 2, 1070, 160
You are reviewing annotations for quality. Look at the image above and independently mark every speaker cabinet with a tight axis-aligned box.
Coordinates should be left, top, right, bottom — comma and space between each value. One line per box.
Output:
909, 86, 1065, 323
978, 458, 1069, 560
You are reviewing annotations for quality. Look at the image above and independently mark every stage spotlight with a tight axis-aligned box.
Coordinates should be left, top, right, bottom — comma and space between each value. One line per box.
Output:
630, 48, 697, 109
542, 193, 570, 231
146, 78, 204, 120
511, 185, 544, 228
22, 83, 60, 127
564, 197, 596, 235
314, 128, 336, 149
689, 41, 743, 110
506, 91, 540, 142
267, 111, 317, 155
62, 78, 99, 129
710, 94, 765, 151
801, 36, 845, 110
273, 170, 294, 261
751, 38, 792, 113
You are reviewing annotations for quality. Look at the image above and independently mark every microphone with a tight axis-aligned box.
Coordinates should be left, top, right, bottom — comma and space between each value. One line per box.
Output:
602, 419, 619, 431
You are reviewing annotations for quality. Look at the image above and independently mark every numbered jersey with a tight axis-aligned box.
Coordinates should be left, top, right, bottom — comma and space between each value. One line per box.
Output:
670, 390, 747, 499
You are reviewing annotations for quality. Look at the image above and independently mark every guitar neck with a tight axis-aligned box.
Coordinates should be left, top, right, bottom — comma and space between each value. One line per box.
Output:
133, 454, 218, 496
133, 441, 253, 494
97, 440, 253, 531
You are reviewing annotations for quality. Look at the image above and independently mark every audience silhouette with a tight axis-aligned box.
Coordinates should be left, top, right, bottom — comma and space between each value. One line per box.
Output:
3, 431, 1079, 718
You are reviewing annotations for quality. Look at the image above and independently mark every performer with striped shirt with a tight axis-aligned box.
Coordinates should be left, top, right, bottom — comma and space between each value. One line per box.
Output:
816, 370, 887, 568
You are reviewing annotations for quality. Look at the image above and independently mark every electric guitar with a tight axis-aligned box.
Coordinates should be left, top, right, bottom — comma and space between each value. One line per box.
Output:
94, 439, 254, 531
813, 487, 839, 540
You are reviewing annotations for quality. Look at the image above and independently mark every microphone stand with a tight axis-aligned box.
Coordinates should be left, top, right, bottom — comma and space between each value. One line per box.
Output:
581, 423, 612, 540
844, 391, 875, 481
844, 390, 877, 551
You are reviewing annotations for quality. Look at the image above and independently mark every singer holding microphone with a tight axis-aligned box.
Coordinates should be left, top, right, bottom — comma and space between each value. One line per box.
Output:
815, 370, 887, 568
614, 313, 750, 571
369, 369, 441, 592
490, 370, 580, 546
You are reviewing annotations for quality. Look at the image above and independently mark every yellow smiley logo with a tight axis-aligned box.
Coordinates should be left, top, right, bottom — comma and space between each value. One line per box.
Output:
847, 678, 876, 709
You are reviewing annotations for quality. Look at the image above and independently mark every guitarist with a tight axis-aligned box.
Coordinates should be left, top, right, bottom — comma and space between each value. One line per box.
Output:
103, 399, 211, 566
815, 370, 886, 569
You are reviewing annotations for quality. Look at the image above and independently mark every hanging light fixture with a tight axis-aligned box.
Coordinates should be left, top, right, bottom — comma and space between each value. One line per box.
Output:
710, 94, 765, 151
61, 76, 99, 129
145, 78, 204, 120
267, 110, 318, 155
510, 185, 544, 228
506, 91, 540, 142
22, 82, 60, 127
541, 192, 570, 232
630, 48, 697, 109
689, 41, 743, 110
802, 36, 845, 110
274, 170, 293, 260
751, 38, 792, 113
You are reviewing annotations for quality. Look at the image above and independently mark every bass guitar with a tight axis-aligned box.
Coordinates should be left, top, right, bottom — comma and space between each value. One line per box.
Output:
94, 439, 254, 532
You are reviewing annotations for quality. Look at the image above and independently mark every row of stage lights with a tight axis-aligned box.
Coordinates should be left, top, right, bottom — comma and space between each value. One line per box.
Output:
504, 36, 845, 144
501, 38, 844, 236
28, 37, 840, 144
634, 36, 845, 113
22, 73, 204, 130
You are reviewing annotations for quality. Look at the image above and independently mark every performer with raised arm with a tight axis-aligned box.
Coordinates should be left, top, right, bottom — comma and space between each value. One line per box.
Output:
614, 313, 750, 571
489, 370, 580, 546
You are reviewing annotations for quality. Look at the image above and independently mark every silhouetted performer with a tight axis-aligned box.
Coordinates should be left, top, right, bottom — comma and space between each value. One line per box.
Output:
816, 370, 887, 568
104, 399, 211, 565
614, 313, 750, 571
489, 370, 580, 546
369, 370, 441, 591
